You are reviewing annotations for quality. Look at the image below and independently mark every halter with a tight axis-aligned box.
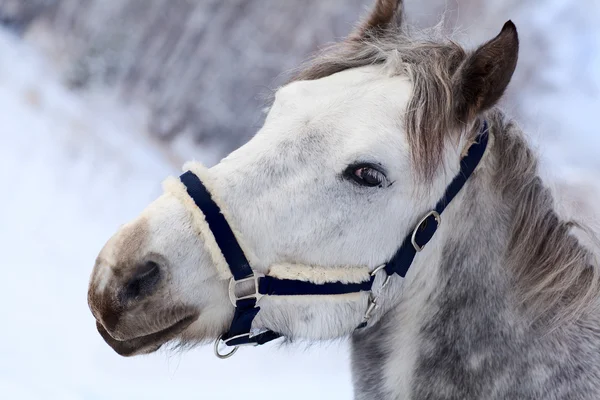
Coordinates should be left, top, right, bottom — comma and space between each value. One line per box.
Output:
179, 121, 489, 359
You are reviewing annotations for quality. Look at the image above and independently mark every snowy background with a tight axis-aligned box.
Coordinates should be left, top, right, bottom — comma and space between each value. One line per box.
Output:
0, 1, 599, 399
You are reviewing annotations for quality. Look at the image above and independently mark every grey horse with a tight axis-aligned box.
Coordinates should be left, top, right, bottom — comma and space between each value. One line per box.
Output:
88, 1, 600, 398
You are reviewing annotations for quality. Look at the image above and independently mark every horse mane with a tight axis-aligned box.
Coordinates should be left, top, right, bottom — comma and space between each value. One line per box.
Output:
489, 112, 600, 326
292, 27, 600, 326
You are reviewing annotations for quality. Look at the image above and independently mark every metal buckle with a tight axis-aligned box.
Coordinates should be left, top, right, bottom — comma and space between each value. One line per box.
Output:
411, 210, 441, 252
228, 274, 263, 307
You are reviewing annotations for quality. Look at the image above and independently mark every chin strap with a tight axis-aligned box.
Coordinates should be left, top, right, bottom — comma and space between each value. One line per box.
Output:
179, 121, 489, 358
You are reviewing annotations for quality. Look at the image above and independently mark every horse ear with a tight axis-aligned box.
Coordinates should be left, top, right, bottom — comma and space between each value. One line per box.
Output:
349, 0, 403, 40
453, 21, 519, 123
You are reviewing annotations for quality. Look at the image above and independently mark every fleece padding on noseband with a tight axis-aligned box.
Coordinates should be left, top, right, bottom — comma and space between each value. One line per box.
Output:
268, 263, 371, 285
162, 174, 232, 280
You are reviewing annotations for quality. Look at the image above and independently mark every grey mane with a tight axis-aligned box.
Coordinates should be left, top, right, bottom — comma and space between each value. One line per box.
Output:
490, 111, 600, 326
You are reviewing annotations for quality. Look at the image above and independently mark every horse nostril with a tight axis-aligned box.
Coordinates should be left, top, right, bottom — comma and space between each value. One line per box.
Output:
123, 261, 161, 301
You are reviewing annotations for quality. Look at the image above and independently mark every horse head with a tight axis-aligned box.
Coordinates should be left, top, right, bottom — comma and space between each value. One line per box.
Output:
88, 0, 519, 357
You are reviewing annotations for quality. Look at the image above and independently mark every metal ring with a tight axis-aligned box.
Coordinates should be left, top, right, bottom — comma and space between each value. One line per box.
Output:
371, 264, 391, 289
214, 334, 238, 359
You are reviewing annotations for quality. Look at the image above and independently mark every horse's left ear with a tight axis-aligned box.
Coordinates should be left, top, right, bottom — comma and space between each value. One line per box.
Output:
349, 0, 404, 40
453, 21, 519, 123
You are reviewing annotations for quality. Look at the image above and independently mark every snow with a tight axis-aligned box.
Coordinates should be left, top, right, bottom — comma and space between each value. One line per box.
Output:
0, 31, 352, 400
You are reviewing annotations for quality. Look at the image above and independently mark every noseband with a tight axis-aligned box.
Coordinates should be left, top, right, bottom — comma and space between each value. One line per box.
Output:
180, 122, 489, 359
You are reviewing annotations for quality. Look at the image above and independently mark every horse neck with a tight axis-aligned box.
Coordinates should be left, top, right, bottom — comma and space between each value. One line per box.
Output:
351, 113, 600, 400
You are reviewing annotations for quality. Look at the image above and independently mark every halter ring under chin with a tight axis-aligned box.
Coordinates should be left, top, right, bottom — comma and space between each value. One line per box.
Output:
214, 334, 239, 359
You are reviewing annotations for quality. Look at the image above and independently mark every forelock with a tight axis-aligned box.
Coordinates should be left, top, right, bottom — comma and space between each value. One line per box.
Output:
291, 27, 468, 180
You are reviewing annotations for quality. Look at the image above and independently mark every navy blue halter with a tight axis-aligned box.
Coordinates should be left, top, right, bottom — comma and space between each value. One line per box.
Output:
180, 121, 489, 351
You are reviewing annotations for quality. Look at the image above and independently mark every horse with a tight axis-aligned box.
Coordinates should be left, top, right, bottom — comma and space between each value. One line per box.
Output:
87, 0, 600, 398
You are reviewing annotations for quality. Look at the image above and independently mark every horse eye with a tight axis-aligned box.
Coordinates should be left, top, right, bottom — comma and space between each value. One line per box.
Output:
344, 164, 387, 187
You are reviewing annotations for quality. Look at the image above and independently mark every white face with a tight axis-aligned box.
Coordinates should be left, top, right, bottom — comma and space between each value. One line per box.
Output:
214, 66, 417, 269
88, 65, 455, 356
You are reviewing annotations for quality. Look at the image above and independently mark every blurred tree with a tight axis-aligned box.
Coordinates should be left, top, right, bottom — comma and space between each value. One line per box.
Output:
0, 0, 54, 32
0, 0, 370, 151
